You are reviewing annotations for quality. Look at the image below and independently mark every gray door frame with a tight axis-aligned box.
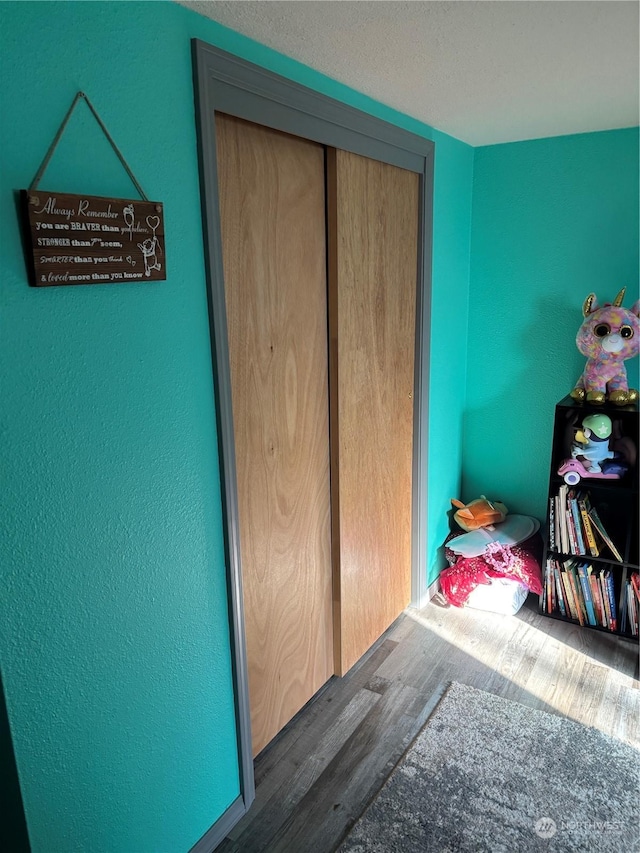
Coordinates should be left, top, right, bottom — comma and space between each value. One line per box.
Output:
190, 38, 434, 852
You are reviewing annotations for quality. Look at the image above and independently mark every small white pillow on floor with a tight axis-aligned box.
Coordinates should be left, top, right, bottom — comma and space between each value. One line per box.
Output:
466, 577, 528, 615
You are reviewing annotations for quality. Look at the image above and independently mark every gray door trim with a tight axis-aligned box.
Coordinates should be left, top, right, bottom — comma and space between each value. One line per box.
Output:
191, 38, 434, 848
189, 796, 245, 853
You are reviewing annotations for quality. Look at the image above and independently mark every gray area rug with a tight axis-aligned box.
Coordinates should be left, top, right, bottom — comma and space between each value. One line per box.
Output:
338, 682, 639, 853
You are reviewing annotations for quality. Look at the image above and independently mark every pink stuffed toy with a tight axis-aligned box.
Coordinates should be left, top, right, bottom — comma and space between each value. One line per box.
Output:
570, 287, 640, 405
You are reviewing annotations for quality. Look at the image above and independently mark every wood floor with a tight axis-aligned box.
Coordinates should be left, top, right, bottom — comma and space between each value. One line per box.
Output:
218, 595, 639, 853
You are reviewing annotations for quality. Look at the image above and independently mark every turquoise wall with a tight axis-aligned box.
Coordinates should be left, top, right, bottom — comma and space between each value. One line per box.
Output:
0, 1, 472, 849
465, 128, 639, 520
0, 3, 242, 852
427, 135, 474, 582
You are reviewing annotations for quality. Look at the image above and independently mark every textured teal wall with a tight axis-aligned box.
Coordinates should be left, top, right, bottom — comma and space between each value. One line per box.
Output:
1, 1, 472, 849
0, 3, 242, 852
466, 128, 640, 520
427, 135, 474, 582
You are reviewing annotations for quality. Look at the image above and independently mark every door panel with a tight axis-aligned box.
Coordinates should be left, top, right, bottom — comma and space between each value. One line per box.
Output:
327, 148, 419, 675
216, 114, 333, 755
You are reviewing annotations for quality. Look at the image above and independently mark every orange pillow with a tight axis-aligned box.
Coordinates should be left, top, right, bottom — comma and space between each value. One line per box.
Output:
451, 496, 508, 532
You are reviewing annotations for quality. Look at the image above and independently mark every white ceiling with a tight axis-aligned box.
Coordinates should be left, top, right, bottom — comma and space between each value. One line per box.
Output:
179, 0, 639, 146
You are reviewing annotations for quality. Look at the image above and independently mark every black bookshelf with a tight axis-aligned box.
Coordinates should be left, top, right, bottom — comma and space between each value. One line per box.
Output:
540, 396, 639, 641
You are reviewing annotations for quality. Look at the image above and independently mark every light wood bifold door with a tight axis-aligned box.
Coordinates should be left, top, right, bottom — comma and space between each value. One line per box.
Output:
327, 148, 419, 676
216, 114, 334, 756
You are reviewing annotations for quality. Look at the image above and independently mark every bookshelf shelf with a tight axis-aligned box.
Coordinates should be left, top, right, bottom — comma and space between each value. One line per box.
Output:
547, 549, 639, 572
540, 396, 639, 641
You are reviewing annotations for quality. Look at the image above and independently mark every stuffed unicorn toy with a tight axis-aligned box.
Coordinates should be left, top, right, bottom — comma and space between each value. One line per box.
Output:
570, 287, 640, 405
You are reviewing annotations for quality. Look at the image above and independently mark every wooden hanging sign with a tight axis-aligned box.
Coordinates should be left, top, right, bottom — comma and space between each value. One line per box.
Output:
23, 190, 166, 286
22, 92, 166, 287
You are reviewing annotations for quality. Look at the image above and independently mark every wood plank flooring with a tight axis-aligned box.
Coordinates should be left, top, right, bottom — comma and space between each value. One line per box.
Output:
217, 596, 639, 853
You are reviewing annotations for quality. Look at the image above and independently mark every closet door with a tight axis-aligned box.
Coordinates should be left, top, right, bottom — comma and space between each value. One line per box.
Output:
216, 114, 333, 756
327, 148, 419, 676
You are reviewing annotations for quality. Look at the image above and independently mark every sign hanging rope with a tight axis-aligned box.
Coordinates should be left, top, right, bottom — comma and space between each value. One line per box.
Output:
29, 91, 149, 201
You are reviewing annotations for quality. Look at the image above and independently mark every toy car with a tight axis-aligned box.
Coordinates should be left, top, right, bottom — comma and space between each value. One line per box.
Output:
557, 458, 624, 486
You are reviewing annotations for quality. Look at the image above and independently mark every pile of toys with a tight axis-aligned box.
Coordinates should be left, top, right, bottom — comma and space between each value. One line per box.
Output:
440, 497, 543, 614
557, 412, 633, 486
440, 286, 638, 615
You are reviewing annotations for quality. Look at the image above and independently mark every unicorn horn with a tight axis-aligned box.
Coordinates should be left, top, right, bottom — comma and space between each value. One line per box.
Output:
613, 287, 626, 307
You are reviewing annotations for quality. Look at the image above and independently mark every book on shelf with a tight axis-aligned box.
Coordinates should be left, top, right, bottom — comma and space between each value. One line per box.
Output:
598, 571, 608, 628
577, 563, 597, 626
552, 562, 567, 618
605, 571, 618, 632
587, 566, 604, 626
544, 560, 557, 615
543, 559, 550, 613
570, 563, 589, 625
597, 569, 618, 631
565, 498, 579, 555
568, 491, 586, 555
545, 560, 555, 614
560, 561, 584, 625
559, 563, 578, 622
554, 494, 562, 553
588, 507, 623, 562
558, 484, 569, 555
577, 491, 600, 557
